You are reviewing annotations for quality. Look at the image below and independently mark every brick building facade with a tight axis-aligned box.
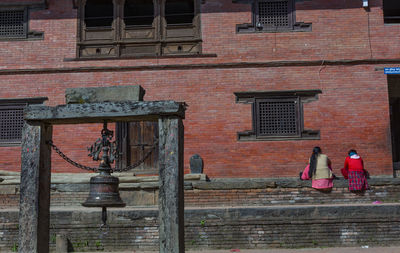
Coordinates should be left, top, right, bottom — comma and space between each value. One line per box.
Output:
0, 0, 399, 178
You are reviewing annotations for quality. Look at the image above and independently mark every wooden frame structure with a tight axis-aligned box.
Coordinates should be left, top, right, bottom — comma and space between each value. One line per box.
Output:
18, 100, 186, 253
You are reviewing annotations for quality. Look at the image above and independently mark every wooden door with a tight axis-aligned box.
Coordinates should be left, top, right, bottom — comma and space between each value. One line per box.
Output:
390, 98, 400, 163
116, 121, 159, 175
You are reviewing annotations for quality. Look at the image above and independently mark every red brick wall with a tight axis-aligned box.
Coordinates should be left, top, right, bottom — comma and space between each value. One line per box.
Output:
0, 0, 397, 177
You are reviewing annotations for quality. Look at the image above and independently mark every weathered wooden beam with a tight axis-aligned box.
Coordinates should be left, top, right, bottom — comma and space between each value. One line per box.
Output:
24, 101, 186, 124
158, 117, 185, 253
18, 122, 52, 253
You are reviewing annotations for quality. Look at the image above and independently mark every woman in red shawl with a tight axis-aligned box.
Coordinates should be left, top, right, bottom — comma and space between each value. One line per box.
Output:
342, 149, 369, 191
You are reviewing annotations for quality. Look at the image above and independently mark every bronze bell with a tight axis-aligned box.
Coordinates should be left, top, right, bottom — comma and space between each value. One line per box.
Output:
83, 122, 126, 208
82, 172, 125, 208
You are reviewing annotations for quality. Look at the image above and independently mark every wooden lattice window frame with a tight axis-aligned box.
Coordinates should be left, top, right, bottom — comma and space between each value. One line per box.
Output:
235, 0, 311, 33
0, 97, 47, 146
255, 97, 300, 137
234, 90, 321, 141
76, 0, 201, 58
255, 0, 294, 31
0, 8, 27, 39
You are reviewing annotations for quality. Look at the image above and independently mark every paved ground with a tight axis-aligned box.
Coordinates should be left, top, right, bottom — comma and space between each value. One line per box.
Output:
80, 246, 400, 253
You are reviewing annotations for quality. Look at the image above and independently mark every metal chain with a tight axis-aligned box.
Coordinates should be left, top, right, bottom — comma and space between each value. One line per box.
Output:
47, 140, 98, 172
47, 140, 158, 173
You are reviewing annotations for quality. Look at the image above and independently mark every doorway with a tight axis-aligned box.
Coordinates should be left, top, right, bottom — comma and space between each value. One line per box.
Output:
116, 121, 159, 175
388, 75, 400, 176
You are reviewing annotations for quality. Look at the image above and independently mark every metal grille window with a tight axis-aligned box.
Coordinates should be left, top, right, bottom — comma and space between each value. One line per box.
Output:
256, 98, 299, 137
258, 0, 290, 28
0, 10, 26, 39
0, 98, 47, 145
0, 104, 25, 143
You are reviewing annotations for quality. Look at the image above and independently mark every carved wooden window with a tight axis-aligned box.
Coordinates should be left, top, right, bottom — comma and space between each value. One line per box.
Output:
116, 121, 159, 175
0, 98, 47, 146
235, 0, 311, 33
234, 90, 321, 141
256, 98, 299, 137
0, 9, 27, 39
384, 0, 400, 24
78, 0, 201, 58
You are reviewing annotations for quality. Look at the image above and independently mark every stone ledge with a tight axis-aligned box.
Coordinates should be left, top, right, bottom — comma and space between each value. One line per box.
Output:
0, 172, 398, 190
2, 203, 400, 222
0, 171, 206, 184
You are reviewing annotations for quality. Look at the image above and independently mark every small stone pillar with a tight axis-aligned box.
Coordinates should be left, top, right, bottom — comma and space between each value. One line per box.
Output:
56, 234, 68, 253
18, 122, 52, 253
158, 117, 184, 253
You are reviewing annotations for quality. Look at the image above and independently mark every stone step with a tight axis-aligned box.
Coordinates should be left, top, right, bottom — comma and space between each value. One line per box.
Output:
1, 204, 400, 252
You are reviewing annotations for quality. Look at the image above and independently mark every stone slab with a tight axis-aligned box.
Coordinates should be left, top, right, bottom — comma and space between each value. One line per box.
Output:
65, 85, 145, 104
24, 101, 186, 124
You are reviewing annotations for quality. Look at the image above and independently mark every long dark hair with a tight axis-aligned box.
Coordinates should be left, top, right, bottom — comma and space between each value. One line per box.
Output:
308, 146, 322, 178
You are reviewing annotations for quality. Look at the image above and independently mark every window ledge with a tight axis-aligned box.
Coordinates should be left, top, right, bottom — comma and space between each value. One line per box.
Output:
0, 142, 21, 147
236, 22, 312, 34
237, 130, 320, 142
64, 53, 217, 62
0, 31, 44, 41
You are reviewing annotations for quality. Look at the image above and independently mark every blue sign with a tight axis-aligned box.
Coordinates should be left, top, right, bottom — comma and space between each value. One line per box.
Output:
384, 67, 400, 74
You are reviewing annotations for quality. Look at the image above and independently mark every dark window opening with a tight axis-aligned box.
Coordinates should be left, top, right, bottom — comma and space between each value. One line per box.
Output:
256, 98, 299, 137
0, 10, 26, 39
165, 0, 194, 25
124, 0, 154, 27
384, 0, 400, 24
85, 0, 114, 28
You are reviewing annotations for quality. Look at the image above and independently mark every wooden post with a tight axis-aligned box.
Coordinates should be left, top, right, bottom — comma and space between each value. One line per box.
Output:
158, 117, 184, 253
18, 122, 52, 253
